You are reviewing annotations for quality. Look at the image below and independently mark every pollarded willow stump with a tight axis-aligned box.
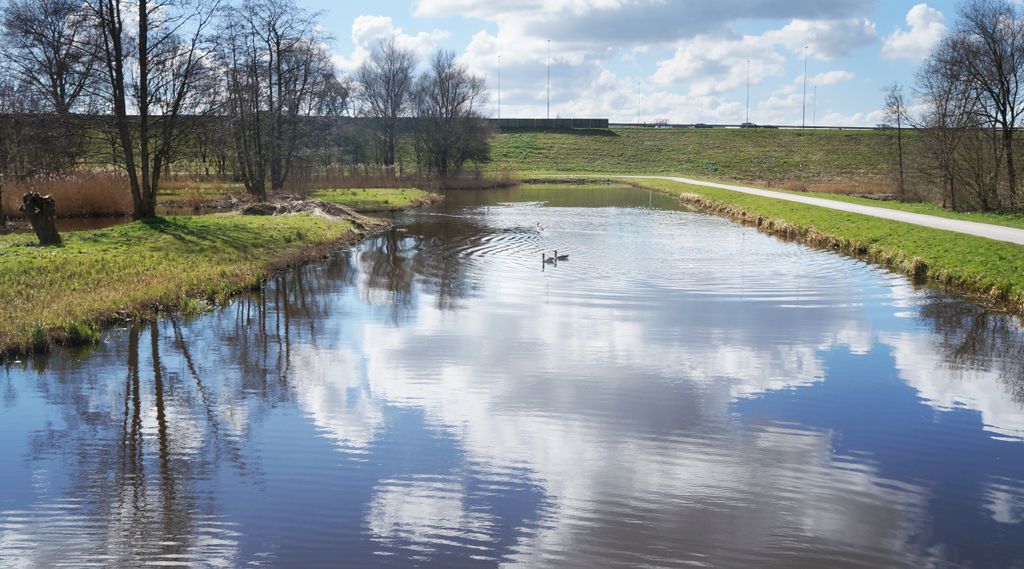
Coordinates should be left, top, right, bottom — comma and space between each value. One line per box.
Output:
19, 192, 62, 246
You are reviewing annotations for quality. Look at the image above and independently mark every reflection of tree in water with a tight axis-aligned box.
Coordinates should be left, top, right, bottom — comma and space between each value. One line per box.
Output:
919, 298, 1024, 404
355, 216, 492, 318
358, 229, 417, 323
12, 322, 241, 565
208, 260, 343, 398
8, 212, 522, 564
8, 258, 359, 564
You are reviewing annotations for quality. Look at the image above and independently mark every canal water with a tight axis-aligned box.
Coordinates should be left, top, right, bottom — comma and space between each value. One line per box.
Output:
2, 184, 1023, 568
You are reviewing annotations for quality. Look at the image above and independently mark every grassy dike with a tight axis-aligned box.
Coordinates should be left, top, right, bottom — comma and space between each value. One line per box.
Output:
492, 128, 899, 181
0, 213, 385, 358
628, 178, 1024, 313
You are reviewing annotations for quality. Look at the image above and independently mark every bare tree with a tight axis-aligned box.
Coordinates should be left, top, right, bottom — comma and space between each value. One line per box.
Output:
0, 0, 99, 171
88, 0, 221, 219
883, 82, 908, 200
220, 0, 338, 199
0, 0, 96, 116
0, 74, 66, 227
357, 37, 415, 168
412, 50, 490, 180
950, 0, 1024, 208
916, 38, 980, 210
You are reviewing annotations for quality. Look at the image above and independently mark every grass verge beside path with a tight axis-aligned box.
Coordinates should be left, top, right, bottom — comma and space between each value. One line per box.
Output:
0, 213, 380, 357
313, 188, 441, 211
775, 190, 1024, 231
628, 178, 1024, 314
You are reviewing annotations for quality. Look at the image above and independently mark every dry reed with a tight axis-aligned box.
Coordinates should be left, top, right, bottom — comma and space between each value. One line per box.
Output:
761, 178, 895, 197
2, 171, 133, 218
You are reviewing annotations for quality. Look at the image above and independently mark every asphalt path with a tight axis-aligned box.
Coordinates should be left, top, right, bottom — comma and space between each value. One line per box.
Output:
630, 175, 1024, 246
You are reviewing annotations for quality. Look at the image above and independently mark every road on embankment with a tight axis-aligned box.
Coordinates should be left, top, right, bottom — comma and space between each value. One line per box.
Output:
630, 176, 1024, 246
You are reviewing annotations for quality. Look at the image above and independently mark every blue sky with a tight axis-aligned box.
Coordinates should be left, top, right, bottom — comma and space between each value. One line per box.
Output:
306, 1, 957, 126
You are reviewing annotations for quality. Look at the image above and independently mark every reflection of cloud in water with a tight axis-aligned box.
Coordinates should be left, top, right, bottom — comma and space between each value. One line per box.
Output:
368, 476, 495, 555
291, 348, 384, 454
985, 482, 1024, 524
350, 297, 937, 566
883, 332, 1024, 440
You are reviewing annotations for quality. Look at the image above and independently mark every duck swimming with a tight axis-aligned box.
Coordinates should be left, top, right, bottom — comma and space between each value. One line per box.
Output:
553, 250, 569, 261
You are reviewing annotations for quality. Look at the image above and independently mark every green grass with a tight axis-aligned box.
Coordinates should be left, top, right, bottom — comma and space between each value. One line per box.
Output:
628, 177, 1024, 312
492, 128, 900, 181
491, 126, 1024, 231
633, 177, 1024, 231
0, 213, 371, 356
770, 189, 1024, 230
158, 182, 246, 199
313, 188, 437, 211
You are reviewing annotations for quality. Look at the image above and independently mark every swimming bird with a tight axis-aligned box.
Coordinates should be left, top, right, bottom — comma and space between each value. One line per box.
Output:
553, 250, 569, 261
542, 253, 556, 264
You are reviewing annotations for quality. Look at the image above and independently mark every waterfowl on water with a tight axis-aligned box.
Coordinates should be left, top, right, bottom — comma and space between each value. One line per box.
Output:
553, 250, 569, 261
542, 253, 557, 264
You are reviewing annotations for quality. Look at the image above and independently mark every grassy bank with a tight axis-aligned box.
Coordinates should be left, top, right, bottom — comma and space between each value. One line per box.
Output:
755, 188, 1024, 230
629, 178, 1024, 231
0, 213, 381, 357
493, 128, 900, 184
157, 184, 440, 212
313, 188, 441, 211
628, 178, 1024, 313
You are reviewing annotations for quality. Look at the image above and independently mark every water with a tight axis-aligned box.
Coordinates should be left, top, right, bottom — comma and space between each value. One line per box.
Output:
2, 183, 1023, 568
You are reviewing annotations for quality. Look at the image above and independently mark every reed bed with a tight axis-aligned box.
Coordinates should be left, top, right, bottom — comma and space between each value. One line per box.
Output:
2, 171, 133, 218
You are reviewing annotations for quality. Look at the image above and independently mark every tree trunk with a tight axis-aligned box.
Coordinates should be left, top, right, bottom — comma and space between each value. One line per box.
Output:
19, 192, 61, 246
1004, 126, 1018, 208
0, 183, 6, 231
896, 117, 905, 201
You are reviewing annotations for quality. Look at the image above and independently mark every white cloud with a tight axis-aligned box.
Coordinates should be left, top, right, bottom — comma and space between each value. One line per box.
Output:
651, 17, 873, 102
415, 0, 877, 46
331, 15, 449, 72
329, 2, 910, 123
764, 18, 878, 60
882, 4, 947, 61
652, 34, 786, 95
810, 70, 855, 86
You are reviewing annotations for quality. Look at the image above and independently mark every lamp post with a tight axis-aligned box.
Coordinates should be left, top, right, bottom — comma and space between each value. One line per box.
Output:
802, 46, 808, 128
546, 40, 551, 120
745, 59, 750, 124
813, 85, 817, 127
497, 54, 501, 119
636, 81, 641, 125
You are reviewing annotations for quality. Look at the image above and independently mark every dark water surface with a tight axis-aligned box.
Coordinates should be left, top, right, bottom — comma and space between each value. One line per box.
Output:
2, 184, 1024, 568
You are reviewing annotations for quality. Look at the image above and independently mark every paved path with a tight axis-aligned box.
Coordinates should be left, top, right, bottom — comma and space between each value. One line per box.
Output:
630, 176, 1024, 246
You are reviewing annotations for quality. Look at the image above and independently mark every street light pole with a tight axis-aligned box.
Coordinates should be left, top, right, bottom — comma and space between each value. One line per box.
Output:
546, 40, 551, 120
813, 85, 817, 127
636, 81, 641, 125
745, 59, 750, 124
802, 46, 808, 128
497, 55, 501, 119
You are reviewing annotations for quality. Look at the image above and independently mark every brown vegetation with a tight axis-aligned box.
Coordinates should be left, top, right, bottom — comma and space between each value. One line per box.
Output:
2, 171, 133, 218
765, 178, 896, 198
